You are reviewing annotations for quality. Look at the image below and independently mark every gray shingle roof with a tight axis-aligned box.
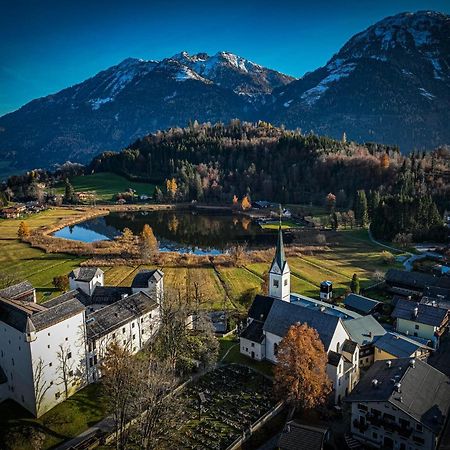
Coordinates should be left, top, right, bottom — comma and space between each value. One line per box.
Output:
89, 286, 133, 305
86, 291, 158, 340
70, 267, 102, 282
240, 320, 265, 343
386, 269, 438, 290
263, 299, 341, 350
278, 421, 328, 450
347, 358, 450, 434
342, 315, 386, 347
248, 295, 275, 322
0, 281, 34, 300
328, 350, 342, 367
32, 297, 85, 331
375, 332, 432, 358
131, 269, 163, 288
344, 293, 381, 315
392, 299, 448, 327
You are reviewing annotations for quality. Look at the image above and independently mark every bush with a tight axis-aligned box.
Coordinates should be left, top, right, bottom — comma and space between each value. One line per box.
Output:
380, 250, 395, 265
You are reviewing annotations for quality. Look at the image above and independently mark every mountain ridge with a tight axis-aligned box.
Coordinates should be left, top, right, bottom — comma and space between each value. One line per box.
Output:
0, 10, 449, 175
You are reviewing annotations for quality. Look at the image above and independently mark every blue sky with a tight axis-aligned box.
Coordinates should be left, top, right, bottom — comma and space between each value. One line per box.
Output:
0, 0, 449, 116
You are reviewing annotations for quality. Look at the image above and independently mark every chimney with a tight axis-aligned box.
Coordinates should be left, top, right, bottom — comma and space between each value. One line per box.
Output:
372, 379, 379, 388
410, 359, 416, 368
394, 382, 401, 393
368, 331, 372, 338
121, 293, 128, 299
413, 306, 419, 319
386, 360, 392, 368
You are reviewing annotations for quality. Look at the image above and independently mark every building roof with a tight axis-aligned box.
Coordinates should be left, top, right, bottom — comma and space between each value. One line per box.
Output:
347, 358, 450, 434
0, 365, 7, 384
86, 291, 158, 340
240, 320, 265, 343
342, 339, 358, 354
69, 267, 103, 282
89, 286, 133, 306
263, 299, 341, 351
0, 281, 34, 300
385, 269, 438, 291
290, 294, 361, 320
344, 293, 381, 315
374, 332, 432, 358
342, 315, 386, 347
248, 295, 275, 322
278, 421, 328, 450
423, 285, 450, 305
131, 269, 163, 288
0, 290, 85, 332
392, 299, 448, 327
270, 226, 287, 272
328, 350, 342, 367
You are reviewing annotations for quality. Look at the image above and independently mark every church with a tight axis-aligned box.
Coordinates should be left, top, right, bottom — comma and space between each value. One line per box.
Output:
240, 227, 361, 404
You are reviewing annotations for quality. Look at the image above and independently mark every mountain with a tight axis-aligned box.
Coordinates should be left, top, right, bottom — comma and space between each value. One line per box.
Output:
266, 10, 450, 150
1, 10, 449, 175
0, 52, 293, 170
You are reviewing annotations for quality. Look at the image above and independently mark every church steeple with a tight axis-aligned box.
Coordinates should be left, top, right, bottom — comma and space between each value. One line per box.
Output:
269, 210, 290, 301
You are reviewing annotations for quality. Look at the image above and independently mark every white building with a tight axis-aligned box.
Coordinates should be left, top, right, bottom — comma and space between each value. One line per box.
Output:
0, 267, 164, 417
240, 227, 360, 404
347, 358, 450, 450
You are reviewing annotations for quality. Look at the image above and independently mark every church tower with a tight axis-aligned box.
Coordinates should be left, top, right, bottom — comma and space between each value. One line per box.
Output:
269, 226, 290, 301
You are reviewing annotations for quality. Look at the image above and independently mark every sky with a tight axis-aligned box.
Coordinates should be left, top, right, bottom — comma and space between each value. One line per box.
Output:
0, 0, 449, 116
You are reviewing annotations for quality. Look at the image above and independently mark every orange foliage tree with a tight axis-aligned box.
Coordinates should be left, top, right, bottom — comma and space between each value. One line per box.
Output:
380, 153, 390, 169
274, 323, 331, 411
241, 195, 251, 210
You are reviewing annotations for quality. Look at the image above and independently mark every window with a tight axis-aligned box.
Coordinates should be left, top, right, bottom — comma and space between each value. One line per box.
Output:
383, 413, 395, 422
284, 279, 288, 286
122, 327, 126, 334
93, 355, 98, 364
67, 352, 72, 359
274, 343, 279, 356
251, 342, 255, 347
273, 280, 279, 288
69, 370, 74, 377
65, 337, 68, 341
416, 424, 423, 432
413, 436, 425, 445
415, 324, 419, 330
132, 323, 135, 328
132, 334, 136, 340
414, 332, 418, 337
47, 344, 50, 349
372, 432, 378, 439
399, 418, 410, 428
89, 358, 93, 367
112, 333, 116, 338
55, 392, 61, 399
357, 404, 368, 411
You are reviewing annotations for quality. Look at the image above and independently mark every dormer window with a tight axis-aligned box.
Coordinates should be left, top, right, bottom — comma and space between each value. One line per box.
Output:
273, 280, 279, 288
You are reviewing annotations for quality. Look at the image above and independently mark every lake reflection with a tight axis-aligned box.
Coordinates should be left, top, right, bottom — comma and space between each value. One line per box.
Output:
53, 210, 277, 254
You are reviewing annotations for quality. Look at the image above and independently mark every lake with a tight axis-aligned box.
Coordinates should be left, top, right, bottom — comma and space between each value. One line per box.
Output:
53, 210, 279, 255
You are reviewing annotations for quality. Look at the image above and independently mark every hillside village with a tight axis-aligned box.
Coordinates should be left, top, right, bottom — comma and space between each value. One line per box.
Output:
0, 224, 449, 449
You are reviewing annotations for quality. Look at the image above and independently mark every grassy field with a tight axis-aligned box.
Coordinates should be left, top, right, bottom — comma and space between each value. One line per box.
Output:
54, 172, 155, 202
0, 208, 400, 308
0, 384, 105, 450
260, 220, 301, 230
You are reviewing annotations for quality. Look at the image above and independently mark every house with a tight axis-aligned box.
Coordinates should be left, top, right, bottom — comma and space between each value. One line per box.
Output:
0, 267, 164, 417
385, 269, 438, 298
240, 227, 359, 404
0, 204, 26, 219
392, 299, 448, 348
344, 293, 382, 316
374, 332, 433, 362
343, 315, 387, 368
278, 421, 330, 450
347, 358, 450, 450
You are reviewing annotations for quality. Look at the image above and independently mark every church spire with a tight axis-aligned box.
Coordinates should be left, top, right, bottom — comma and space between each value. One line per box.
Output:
274, 225, 286, 270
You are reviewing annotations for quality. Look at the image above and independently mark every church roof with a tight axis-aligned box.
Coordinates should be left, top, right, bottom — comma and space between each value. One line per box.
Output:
271, 226, 287, 271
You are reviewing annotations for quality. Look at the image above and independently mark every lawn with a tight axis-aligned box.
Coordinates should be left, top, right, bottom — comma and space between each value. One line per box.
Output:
53, 172, 155, 203
260, 220, 301, 230
0, 384, 105, 450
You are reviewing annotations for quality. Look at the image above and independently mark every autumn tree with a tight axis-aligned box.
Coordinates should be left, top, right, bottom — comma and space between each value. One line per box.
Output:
17, 221, 31, 239
232, 194, 239, 209
274, 323, 331, 411
241, 195, 251, 210
165, 178, 178, 201
380, 153, 390, 169
326, 192, 336, 211
350, 273, 360, 294
140, 224, 158, 261
53, 275, 69, 292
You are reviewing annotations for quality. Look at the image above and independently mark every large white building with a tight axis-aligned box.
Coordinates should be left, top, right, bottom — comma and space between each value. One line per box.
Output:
0, 267, 163, 417
347, 358, 450, 450
240, 227, 361, 404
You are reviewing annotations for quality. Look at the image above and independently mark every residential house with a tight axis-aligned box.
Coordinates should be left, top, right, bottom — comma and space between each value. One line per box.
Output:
344, 293, 383, 316
392, 299, 448, 348
374, 332, 433, 362
278, 421, 330, 450
385, 269, 438, 298
347, 358, 450, 450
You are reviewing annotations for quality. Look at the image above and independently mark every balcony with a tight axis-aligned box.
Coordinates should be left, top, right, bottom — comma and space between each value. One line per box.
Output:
364, 414, 412, 437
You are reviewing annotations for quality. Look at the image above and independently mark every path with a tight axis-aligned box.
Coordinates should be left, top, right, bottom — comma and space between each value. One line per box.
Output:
220, 343, 239, 363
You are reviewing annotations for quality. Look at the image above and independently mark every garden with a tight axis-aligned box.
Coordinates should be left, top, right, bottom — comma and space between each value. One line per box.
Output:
175, 365, 277, 449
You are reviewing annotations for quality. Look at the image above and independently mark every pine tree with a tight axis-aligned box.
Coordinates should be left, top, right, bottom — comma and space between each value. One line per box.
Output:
350, 273, 360, 294
354, 190, 369, 227
63, 179, 75, 204
17, 221, 31, 239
